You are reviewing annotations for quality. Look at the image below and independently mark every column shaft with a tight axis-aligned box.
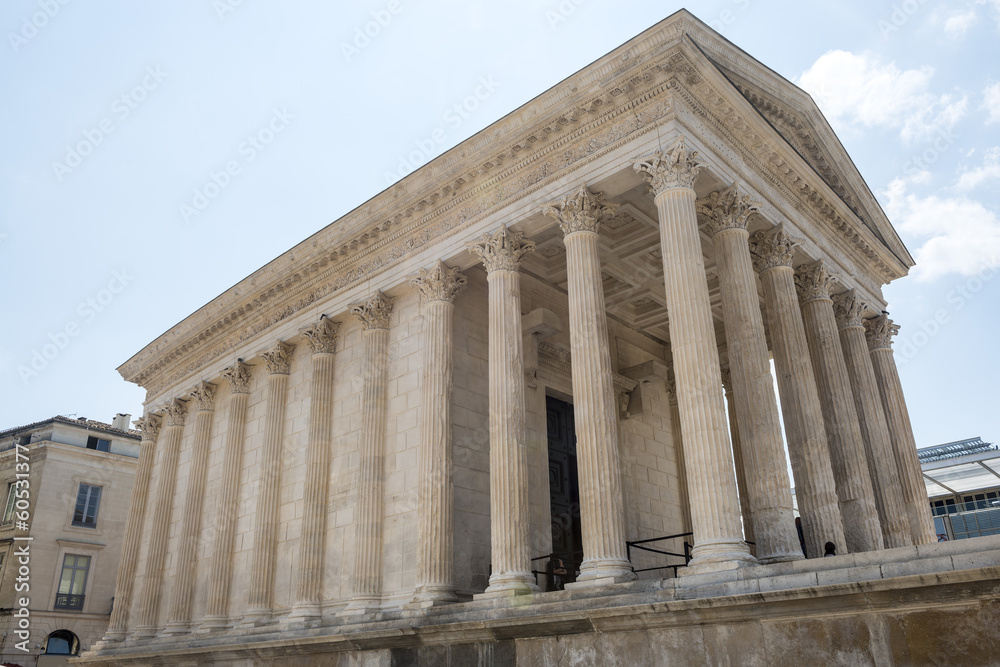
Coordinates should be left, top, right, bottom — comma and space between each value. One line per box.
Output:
133, 400, 186, 636
414, 300, 457, 601
292, 318, 338, 618
756, 256, 846, 558
102, 414, 160, 641
202, 381, 250, 627
708, 220, 799, 563
244, 351, 292, 622
346, 292, 393, 612
797, 285, 882, 553
835, 294, 912, 548
666, 385, 692, 534
866, 315, 936, 545
721, 376, 754, 547
166, 384, 216, 632
647, 184, 751, 568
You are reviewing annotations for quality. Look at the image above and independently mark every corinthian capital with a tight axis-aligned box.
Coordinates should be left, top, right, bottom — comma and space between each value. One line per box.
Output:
408, 261, 467, 304
163, 398, 188, 427
833, 289, 867, 329
794, 260, 837, 304
261, 340, 296, 375
136, 413, 162, 442
222, 359, 253, 394
632, 139, 702, 194
542, 186, 618, 236
468, 224, 535, 273
697, 184, 760, 237
750, 224, 799, 273
189, 381, 217, 412
864, 314, 900, 351
302, 316, 340, 354
351, 290, 395, 330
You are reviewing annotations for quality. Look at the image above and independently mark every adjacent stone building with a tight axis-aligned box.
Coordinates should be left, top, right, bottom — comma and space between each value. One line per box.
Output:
0, 415, 139, 666
82, 10, 1000, 666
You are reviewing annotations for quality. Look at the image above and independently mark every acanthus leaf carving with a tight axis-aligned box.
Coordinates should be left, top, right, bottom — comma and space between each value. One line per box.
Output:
222, 359, 253, 394
864, 313, 899, 351
408, 261, 467, 304
136, 413, 162, 442
302, 316, 340, 354
833, 289, 867, 330
750, 223, 800, 272
542, 186, 619, 236
468, 224, 536, 273
633, 138, 702, 194
794, 259, 837, 304
261, 340, 295, 375
697, 184, 760, 236
351, 290, 395, 330
189, 381, 217, 412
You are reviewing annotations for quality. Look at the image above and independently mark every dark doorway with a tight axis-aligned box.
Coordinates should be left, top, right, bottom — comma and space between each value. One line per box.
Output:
546, 395, 582, 589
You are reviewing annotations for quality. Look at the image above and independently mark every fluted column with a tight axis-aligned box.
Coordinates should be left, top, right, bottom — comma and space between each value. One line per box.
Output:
291, 317, 341, 620
720, 365, 754, 547
165, 383, 217, 633
698, 185, 800, 564
242, 340, 294, 625
469, 225, 541, 594
101, 413, 161, 642
865, 314, 936, 545
751, 226, 846, 558
409, 262, 467, 604
795, 262, 882, 553
665, 378, 692, 534
200, 360, 253, 629
834, 290, 912, 549
344, 291, 394, 612
133, 399, 187, 638
543, 187, 634, 583
633, 143, 754, 570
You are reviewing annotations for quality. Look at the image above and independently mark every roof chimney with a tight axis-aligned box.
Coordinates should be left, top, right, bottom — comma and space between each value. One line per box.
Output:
112, 413, 131, 430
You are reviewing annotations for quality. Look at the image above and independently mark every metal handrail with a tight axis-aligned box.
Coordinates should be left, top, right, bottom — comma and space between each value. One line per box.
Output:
625, 532, 692, 578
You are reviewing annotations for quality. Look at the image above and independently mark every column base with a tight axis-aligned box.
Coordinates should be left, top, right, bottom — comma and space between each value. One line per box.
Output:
237, 608, 274, 628
575, 557, 637, 584
162, 621, 191, 635
285, 603, 322, 623
406, 585, 459, 608
96, 630, 126, 644
474, 572, 540, 600
340, 595, 382, 616
195, 615, 231, 633
686, 539, 757, 573
129, 625, 157, 640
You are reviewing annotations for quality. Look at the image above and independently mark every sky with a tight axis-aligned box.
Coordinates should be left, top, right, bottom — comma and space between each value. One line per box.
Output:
1, 0, 998, 451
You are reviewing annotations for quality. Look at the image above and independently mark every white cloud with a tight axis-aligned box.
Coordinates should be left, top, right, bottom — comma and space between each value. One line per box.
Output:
798, 51, 967, 142
975, 0, 1000, 28
883, 179, 1000, 280
983, 82, 1000, 124
943, 9, 977, 37
956, 147, 1000, 190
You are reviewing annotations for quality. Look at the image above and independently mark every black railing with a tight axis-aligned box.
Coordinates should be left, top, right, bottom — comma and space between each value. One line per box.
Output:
625, 532, 692, 578
530, 551, 584, 589
54, 594, 85, 610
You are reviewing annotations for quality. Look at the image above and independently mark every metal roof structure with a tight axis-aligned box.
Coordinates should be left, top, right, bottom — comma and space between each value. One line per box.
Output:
920, 437, 1000, 498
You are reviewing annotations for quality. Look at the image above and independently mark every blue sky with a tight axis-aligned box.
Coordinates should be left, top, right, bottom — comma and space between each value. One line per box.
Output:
1, 0, 997, 451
